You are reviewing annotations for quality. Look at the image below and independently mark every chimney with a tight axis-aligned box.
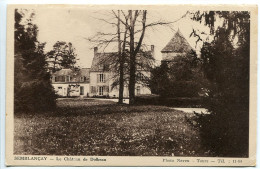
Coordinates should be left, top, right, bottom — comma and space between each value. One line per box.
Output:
94, 47, 98, 56
151, 45, 155, 57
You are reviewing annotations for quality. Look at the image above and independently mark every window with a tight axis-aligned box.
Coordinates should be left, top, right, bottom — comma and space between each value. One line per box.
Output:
55, 76, 65, 82
99, 86, 104, 95
98, 74, 105, 83
136, 86, 141, 95
58, 87, 62, 89
80, 86, 84, 95
104, 64, 110, 71
99, 64, 104, 70
66, 76, 70, 82
80, 77, 84, 82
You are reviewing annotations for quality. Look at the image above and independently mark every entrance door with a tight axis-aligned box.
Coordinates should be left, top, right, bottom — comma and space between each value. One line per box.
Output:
57, 87, 63, 96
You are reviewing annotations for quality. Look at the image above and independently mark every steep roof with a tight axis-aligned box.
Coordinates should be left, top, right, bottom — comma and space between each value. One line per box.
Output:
80, 68, 90, 77
90, 52, 116, 72
52, 68, 90, 83
90, 46, 155, 72
52, 69, 73, 76
161, 30, 192, 53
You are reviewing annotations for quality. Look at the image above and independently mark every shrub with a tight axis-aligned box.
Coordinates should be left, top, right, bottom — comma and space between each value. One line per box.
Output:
14, 80, 57, 112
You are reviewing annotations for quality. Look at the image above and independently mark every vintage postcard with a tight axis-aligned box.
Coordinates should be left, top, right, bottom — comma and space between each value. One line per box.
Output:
5, 4, 257, 166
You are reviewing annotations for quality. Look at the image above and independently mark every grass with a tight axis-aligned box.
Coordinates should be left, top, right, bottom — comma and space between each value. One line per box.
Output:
14, 98, 212, 156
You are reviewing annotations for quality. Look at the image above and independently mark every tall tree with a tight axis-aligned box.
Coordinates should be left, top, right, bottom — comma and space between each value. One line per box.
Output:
14, 9, 56, 112
150, 50, 205, 97
112, 10, 185, 104
89, 10, 186, 104
191, 11, 250, 157
117, 10, 124, 104
47, 41, 78, 72
61, 42, 77, 69
128, 10, 147, 104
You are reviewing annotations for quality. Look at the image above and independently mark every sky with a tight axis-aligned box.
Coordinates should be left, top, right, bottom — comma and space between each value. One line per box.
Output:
30, 6, 211, 68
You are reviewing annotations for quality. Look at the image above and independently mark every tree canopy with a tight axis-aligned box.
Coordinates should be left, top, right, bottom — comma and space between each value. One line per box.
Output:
47, 41, 78, 72
150, 50, 205, 98
14, 9, 56, 112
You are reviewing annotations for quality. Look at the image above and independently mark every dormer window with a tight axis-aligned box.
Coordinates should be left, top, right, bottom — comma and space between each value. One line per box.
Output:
66, 76, 70, 82
98, 64, 104, 71
80, 76, 84, 82
55, 76, 65, 82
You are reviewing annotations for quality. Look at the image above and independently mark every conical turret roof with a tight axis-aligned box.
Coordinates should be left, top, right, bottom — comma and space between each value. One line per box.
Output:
161, 30, 192, 53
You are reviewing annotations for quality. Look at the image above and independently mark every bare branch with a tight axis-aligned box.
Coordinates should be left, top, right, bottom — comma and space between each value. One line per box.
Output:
112, 10, 129, 27
134, 10, 147, 56
92, 17, 117, 26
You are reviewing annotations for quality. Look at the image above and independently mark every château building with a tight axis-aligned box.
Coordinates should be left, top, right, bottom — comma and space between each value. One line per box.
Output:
51, 46, 154, 97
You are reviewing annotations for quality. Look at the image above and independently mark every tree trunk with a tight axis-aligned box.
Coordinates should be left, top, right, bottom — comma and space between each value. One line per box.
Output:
129, 10, 136, 105
118, 10, 124, 104
128, 10, 147, 105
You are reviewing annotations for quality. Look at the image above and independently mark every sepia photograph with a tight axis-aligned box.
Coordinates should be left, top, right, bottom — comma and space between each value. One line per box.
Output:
5, 4, 257, 166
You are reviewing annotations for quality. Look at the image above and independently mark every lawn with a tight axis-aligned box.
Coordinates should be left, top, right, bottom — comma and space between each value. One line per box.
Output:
14, 98, 212, 156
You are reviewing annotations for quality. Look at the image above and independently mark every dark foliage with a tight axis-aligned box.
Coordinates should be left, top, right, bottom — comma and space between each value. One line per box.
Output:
14, 9, 56, 112
150, 50, 206, 98
47, 41, 78, 72
190, 11, 250, 157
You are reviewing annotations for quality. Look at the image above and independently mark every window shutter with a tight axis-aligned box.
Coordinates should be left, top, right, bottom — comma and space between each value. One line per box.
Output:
93, 86, 96, 93
106, 86, 109, 92
97, 74, 99, 83
104, 74, 106, 82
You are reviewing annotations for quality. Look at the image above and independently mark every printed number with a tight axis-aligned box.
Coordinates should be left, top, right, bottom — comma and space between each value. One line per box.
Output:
233, 160, 242, 163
